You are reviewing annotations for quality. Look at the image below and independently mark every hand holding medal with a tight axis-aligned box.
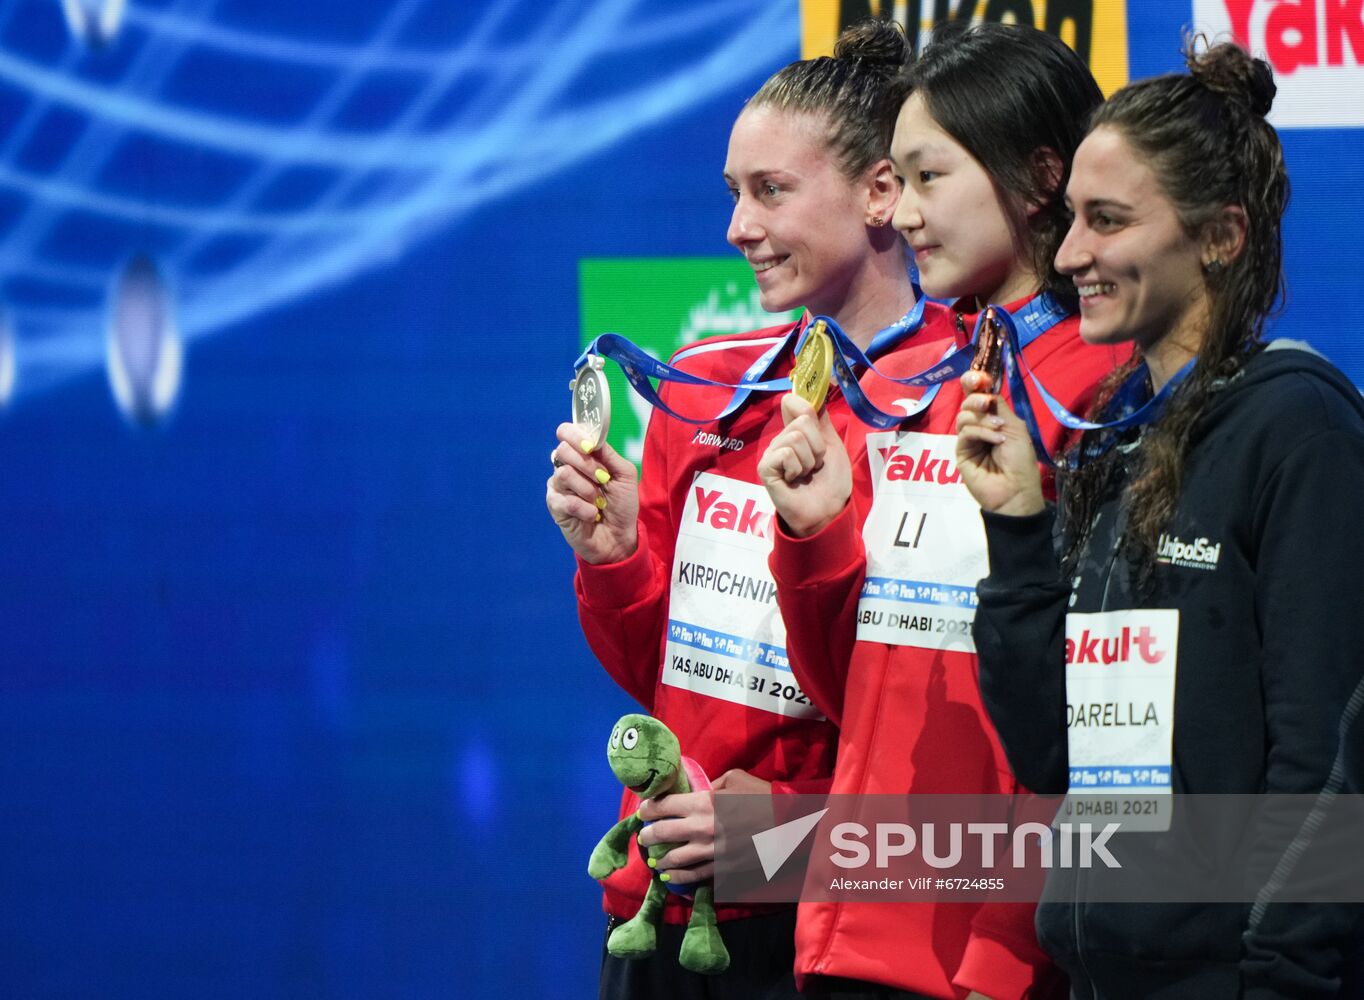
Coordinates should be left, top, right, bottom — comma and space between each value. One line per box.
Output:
756, 321, 852, 538
955, 309, 1046, 518
546, 355, 640, 565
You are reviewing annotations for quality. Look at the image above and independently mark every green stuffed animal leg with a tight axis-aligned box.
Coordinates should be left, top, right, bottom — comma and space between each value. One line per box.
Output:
606, 876, 667, 960
678, 884, 729, 974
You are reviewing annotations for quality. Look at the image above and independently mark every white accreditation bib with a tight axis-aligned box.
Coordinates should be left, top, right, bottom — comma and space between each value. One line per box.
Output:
1060, 609, 1179, 832
662, 472, 822, 719
856, 431, 983, 652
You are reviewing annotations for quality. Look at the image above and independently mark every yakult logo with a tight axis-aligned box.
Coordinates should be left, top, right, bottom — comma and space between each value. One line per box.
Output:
877, 445, 961, 486
1066, 625, 1167, 666
693, 485, 773, 539
1194, 0, 1364, 126
1225, 0, 1362, 73
1155, 533, 1222, 571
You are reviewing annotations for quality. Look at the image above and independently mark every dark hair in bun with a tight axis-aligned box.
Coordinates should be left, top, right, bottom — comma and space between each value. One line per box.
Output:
1188, 38, 1276, 117
748, 18, 911, 179
1061, 37, 1291, 578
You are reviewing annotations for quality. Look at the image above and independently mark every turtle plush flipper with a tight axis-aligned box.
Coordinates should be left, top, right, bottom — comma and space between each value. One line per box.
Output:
679, 884, 729, 974
588, 813, 642, 880
606, 877, 666, 959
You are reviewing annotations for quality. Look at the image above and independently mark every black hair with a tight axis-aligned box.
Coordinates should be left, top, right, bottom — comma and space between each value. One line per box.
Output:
893, 20, 1104, 301
1060, 38, 1289, 577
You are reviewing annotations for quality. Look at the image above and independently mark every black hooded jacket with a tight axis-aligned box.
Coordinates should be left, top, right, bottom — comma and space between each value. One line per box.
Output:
974, 343, 1364, 999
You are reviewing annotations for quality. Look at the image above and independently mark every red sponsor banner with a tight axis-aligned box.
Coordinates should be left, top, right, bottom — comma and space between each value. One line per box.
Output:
1195, 0, 1364, 126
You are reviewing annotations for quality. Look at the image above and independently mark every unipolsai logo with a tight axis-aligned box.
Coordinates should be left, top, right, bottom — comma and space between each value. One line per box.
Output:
1192, 0, 1364, 127
1154, 533, 1222, 571
801, 0, 1129, 96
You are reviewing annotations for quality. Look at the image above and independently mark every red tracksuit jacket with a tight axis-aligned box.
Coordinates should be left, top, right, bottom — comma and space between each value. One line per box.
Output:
576, 307, 949, 925
770, 295, 1124, 998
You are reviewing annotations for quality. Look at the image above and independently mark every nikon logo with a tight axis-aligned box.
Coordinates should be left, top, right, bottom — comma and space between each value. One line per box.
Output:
1155, 533, 1222, 571
801, 0, 1129, 96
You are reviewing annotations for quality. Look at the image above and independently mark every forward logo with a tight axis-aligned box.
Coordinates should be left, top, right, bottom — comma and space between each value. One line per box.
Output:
691, 429, 745, 452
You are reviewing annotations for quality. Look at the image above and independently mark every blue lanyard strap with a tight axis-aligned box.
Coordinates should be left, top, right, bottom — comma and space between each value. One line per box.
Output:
991, 307, 1196, 467
575, 295, 929, 427
813, 293, 1072, 430
575, 330, 795, 425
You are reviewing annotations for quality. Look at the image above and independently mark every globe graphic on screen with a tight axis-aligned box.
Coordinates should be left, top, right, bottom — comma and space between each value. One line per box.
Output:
0, 0, 793, 419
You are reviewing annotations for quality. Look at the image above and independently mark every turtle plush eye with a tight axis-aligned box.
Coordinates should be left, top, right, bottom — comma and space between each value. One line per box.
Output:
610, 726, 621, 750
622, 727, 639, 750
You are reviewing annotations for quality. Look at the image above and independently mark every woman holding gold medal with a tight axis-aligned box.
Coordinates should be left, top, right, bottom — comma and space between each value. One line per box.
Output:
757, 21, 1124, 1000
955, 41, 1364, 999
546, 20, 947, 999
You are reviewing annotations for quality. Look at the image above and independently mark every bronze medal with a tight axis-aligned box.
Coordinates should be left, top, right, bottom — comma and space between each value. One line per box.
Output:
790, 320, 834, 412
969, 307, 1005, 394
570, 354, 611, 453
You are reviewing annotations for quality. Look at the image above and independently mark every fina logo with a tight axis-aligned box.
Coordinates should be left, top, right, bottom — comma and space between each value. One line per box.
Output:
1192, 0, 1364, 127
1155, 533, 1222, 571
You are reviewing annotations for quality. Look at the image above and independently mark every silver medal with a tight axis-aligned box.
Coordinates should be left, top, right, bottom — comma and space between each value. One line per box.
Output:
570, 354, 611, 453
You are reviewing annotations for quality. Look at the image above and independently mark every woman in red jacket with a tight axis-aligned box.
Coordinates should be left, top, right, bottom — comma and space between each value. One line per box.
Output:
547, 19, 943, 1000
758, 21, 1121, 1000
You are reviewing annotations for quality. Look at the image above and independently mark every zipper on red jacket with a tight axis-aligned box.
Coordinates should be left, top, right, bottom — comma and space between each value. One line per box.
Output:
810, 648, 897, 977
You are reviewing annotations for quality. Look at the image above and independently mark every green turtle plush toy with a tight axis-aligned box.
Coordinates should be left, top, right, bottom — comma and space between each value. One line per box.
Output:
588, 713, 730, 974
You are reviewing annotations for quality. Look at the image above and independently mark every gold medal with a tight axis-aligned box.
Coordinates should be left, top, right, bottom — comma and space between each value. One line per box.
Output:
790, 319, 834, 412
969, 307, 1005, 394
570, 354, 611, 453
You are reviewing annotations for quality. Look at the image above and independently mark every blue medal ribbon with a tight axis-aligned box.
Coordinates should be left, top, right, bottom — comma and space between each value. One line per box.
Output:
988, 306, 1196, 467
812, 293, 1072, 430
574, 330, 794, 426
574, 295, 929, 427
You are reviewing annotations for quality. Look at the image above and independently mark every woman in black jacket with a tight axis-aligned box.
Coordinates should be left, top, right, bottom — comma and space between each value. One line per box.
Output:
955, 39, 1364, 1000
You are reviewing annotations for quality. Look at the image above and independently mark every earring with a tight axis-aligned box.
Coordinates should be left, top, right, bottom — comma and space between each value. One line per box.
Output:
869, 215, 885, 228
1203, 258, 1224, 275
